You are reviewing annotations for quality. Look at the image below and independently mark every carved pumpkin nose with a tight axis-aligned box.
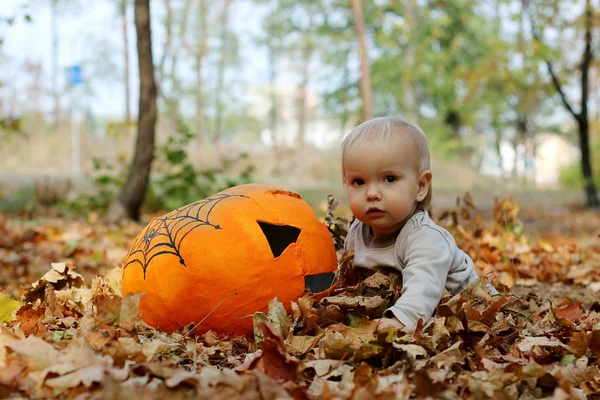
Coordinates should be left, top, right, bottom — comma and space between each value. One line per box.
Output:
257, 221, 301, 258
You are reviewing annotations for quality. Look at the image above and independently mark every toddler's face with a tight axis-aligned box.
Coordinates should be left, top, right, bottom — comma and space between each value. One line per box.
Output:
343, 134, 430, 237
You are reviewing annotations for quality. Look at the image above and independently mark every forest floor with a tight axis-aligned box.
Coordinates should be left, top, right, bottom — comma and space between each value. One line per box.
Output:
1, 139, 600, 397
1, 185, 600, 398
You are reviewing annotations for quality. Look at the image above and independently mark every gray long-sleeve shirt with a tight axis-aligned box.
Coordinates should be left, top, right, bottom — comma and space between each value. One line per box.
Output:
344, 210, 479, 327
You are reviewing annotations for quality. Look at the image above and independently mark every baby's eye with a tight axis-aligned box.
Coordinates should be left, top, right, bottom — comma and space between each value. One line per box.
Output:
384, 176, 397, 183
353, 179, 365, 186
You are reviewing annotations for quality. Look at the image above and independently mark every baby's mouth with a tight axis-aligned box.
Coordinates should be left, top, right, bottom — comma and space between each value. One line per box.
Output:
367, 207, 384, 214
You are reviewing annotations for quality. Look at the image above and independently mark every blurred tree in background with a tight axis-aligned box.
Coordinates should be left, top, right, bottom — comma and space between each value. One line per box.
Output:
108, 0, 157, 221
528, 0, 599, 207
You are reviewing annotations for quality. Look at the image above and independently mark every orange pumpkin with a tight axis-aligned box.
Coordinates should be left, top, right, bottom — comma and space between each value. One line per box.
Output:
121, 183, 337, 336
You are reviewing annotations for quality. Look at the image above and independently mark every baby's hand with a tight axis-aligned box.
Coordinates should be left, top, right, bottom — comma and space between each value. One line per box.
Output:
375, 317, 405, 332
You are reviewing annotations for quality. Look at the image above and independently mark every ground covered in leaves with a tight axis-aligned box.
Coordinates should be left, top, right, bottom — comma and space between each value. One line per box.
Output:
0, 195, 599, 399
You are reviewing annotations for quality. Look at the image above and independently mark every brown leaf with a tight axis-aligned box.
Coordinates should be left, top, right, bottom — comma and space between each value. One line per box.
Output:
6, 336, 61, 371
114, 337, 145, 364
553, 298, 583, 320
392, 344, 428, 359
567, 332, 590, 358
302, 359, 345, 377
325, 320, 378, 349
21, 262, 84, 303
429, 342, 465, 369
118, 293, 143, 331
321, 295, 385, 310
43, 284, 64, 319
431, 317, 450, 348
557, 356, 593, 387
45, 366, 107, 393
362, 272, 393, 289
589, 329, 600, 353
85, 328, 114, 351
254, 323, 298, 382
320, 331, 356, 360
296, 293, 319, 335
203, 330, 220, 346
13, 304, 45, 337
517, 337, 569, 355
94, 295, 121, 326
253, 370, 295, 400
307, 364, 355, 398
286, 334, 323, 356
413, 369, 448, 398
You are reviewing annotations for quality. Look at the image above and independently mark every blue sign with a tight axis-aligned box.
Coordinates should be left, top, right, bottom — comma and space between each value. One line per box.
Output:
68, 65, 83, 86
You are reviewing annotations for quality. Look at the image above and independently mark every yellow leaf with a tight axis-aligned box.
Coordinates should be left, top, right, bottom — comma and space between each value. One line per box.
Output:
0, 295, 22, 323
537, 240, 555, 253
106, 267, 124, 296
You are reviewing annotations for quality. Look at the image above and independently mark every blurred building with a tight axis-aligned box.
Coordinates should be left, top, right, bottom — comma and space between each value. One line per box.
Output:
247, 84, 344, 149
480, 132, 579, 187
533, 133, 580, 186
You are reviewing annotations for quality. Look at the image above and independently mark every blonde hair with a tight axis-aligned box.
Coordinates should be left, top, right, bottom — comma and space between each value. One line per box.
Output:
341, 116, 432, 210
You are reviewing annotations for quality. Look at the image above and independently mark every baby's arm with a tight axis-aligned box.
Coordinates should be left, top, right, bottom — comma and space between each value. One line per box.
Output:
384, 227, 452, 327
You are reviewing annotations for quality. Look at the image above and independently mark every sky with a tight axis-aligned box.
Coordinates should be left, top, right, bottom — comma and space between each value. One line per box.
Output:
0, 0, 269, 119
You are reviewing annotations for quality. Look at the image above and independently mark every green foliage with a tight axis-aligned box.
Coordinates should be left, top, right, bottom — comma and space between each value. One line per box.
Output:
66, 122, 255, 215
0, 117, 24, 141
67, 157, 128, 214
418, 120, 463, 158
0, 187, 36, 215
146, 122, 255, 211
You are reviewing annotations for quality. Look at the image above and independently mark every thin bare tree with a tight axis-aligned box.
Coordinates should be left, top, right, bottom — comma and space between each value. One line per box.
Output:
213, 0, 232, 144
108, 0, 158, 221
531, 0, 599, 207
350, 0, 373, 121
121, 0, 131, 125
51, 0, 61, 127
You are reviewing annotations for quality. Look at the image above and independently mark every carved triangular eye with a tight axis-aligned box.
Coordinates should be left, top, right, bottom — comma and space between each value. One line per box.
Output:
257, 221, 301, 258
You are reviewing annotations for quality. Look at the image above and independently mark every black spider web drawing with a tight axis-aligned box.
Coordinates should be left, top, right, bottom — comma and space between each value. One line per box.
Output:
124, 193, 248, 278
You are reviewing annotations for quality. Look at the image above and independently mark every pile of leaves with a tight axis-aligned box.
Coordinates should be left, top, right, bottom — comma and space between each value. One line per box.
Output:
440, 195, 600, 292
0, 195, 599, 399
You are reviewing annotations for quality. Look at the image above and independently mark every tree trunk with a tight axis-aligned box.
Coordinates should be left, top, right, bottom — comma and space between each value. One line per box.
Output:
296, 40, 312, 147
578, 0, 599, 207
492, 113, 504, 180
401, 0, 417, 121
51, 0, 61, 128
122, 0, 131, 125
213, 0, 231, 144
444, 110, 461, 139
268, 42, 279, 153
579, 119, 599, 207
340, 54, 351, 138
194, 0, 208, 144
350, 0, 373, 121
109, 0, 158, 221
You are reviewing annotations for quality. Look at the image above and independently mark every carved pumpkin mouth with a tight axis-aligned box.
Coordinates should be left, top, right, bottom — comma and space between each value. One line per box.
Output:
257, 221, 301, 258
304, 271, 335, 293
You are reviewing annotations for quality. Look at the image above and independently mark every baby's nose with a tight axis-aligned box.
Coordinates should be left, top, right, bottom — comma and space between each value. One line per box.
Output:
366, 185, 381, 200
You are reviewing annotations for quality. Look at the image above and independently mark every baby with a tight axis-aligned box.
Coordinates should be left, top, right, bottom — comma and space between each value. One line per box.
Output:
342, 116, 482, 332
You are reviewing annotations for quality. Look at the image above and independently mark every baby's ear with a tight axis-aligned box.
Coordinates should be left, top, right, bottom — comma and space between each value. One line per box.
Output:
416, 170, 432, 202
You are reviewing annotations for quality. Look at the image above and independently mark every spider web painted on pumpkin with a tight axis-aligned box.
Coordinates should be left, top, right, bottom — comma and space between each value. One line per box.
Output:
124, 193, 247, 278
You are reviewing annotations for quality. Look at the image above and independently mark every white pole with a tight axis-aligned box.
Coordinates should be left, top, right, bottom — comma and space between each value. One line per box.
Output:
71, 111, 81, 176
